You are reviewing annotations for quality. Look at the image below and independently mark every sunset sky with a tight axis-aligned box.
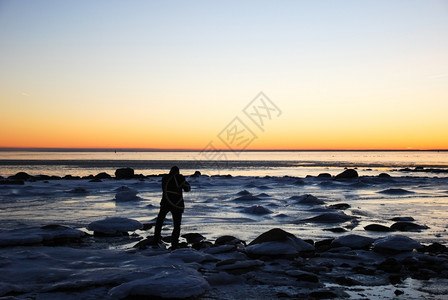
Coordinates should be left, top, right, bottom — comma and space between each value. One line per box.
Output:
1, 0, 447, 150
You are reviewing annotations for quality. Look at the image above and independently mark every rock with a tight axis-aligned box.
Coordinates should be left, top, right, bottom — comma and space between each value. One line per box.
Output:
234, 194, 261, 201
373, 235, 422, 253
390, 222, 428, 232
242, 205, 272, 215
323, 227, 347, 233
418, 242, 448, 253
182, 233, 205, 244
377, 258, 403, 273
95, 172, 112, 179
216, 258, 264, 273
114, 186, 139, 201
364, 224, 392, 232
334, 169, 358, 180
285, 270, 319, 282
246, 228, 315, 257
237, 190, 251, 196
190, 170, 201, 177
378, 188, 414, 195
0, 179, 24, 185
292, 194, 324, 205
87, 217, 142, 236
317, 173, 332, 178
328, 203, 350, 210
331, 234, 374, 250
115, 167, 134, 179
304, 212, 354, 223
391, 217, 415, 222
0, 225, 85, 247
215, 235, 245, 246
9, 172, 32, 180
108, 266, 209, 299
335, 276, 361, 286
378, 173, 391, 178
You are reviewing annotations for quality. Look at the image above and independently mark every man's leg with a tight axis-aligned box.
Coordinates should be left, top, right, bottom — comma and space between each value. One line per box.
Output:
154, 205, 170, 242
171, 209, 183, 248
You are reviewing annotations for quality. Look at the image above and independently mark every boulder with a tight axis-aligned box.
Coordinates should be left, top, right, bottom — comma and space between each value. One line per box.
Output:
334, 169, 358, 180
373, 235, 422, 252
331, 234, 374, 249
364, 224, 392, 232
246, 228, 315, 257
390, 222, 428, 232
87, 217, 142, 236
304, 212, 354, 223
292, 194, 324, 205
9, 172, 32, 180
108, 266, 209, 299
115, 168, 134, 179
242, 205, 272, 215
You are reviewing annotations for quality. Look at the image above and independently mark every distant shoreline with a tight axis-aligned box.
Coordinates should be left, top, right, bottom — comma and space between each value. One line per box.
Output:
0, 148, 447, 152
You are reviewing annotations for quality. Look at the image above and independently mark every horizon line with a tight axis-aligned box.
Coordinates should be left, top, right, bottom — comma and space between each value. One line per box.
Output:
0, 147, 447, 152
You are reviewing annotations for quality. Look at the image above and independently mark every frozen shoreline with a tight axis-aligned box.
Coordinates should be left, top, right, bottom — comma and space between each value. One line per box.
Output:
1, 170, 448, 299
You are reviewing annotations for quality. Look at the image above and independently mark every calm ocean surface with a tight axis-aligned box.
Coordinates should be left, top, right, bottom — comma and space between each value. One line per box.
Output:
1, 150, 447, 178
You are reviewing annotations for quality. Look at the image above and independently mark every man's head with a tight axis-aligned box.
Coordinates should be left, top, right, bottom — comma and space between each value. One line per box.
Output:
169, 166, 180, 175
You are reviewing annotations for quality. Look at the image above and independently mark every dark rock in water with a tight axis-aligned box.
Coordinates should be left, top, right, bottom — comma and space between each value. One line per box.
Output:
335, 276, 361, 286
0, 179, 24, 185
317, 173, 332, 178
334, 169, 358, 180
182, 233, 205, 244
95, 172, 112, 179
390, 222, 428, 232
323, 227, 347, 233
246, 228, 315, 257
142, 223, 153, 231
67, 187, 88, 194
9, 172, 32, 180
373, 235, 422, 252
378, 188, 414, 195
331, 234, 374, 250
315, 239, 334, 252
328, 203, 350, 210
285, 270, 319, 282
234, 195, 261, 201
377, 258, 403, 273
292, 194, 324, 205
418, 242, 448, 253
391, 216, 415, 222
215, 235, 245, 246
190, 171, 201, 177
304, 212, 354, 223
242, 205, 272, 215
115, 168, 135, 179
294, 179, 306, 185
249, 228, 295, 245
378, 173, 391, 178
63, 174, 81, 180
308, 290, 339, 299
237, 190, 251, 196
395, 290, 405, 296
364, 224, 392, 232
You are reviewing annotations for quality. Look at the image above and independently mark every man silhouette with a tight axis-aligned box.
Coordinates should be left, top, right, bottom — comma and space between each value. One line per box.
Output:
154, 166, 190, 249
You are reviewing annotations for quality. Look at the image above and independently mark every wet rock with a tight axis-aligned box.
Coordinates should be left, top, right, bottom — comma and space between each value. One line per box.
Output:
191, 171, 201, 177
285, 270, 319, 282
323, 227, 347, 233
331, 234, 374, 250
115, 167, 134, 179
377, 258, 403, 273
378, 188, 414, 195
378, 173, 391, 178
317, 173, 332, 178
9, 172, 32, 180
395, 289, 404, 296
242, 205, 272, 215
292, 194, 324, 205
391, 217, 415, 222
87, 217, 142, 236
215, 235, 245, 246
182, 233, 205, 244
108, 266, 209, 299
334, 169, 358, 180
0, 179, 24, 185
94, 172, 111, 179
418, 242, 448, 253
334, 276, 361, 286
373, 235, 422, 253
364, 224, 392, 232
246, 228, 315, 257
328, 203, 350, 210
216, 258, 264, 274
304, 212, 355, 223
237, 190, 251, 196
390, 222, 428, 232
